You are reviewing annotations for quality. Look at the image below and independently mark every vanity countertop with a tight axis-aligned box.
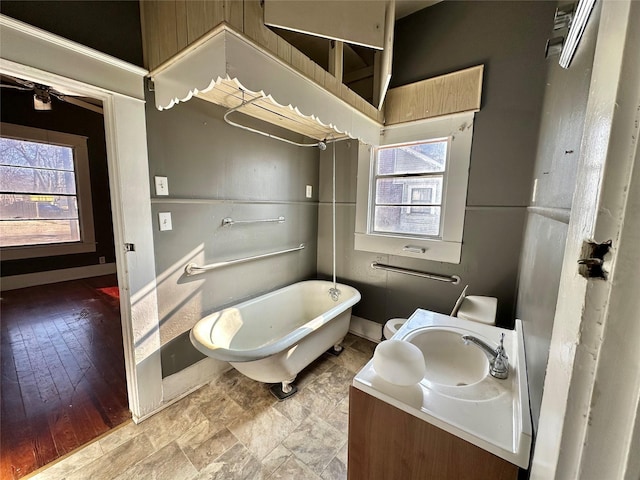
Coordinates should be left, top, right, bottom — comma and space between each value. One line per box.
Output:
352, 309, 532, 468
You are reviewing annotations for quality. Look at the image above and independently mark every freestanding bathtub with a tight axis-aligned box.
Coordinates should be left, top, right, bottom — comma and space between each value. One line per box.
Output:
190, 280, 361, 398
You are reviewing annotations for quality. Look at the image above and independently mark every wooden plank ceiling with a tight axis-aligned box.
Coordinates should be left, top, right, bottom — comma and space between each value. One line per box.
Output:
199, 78, 350, 141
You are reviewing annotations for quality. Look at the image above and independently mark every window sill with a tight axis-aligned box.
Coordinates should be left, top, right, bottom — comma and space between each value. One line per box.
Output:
354, 232, 462, 264
1, 242, 97, 261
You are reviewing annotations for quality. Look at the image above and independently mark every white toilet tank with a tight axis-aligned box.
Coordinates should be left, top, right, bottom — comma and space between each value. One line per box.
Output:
456, 296, 497, 325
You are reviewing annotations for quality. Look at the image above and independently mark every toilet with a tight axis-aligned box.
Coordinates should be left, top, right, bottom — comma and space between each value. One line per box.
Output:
383, 318, 407, 340
383, 286, 497, 339
455, 295, 497, 325
451, 285, 497, 325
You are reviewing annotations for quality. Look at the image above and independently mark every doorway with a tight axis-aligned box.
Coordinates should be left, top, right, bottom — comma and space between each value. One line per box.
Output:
0, 74, 131, 478
1, 9, 163, 464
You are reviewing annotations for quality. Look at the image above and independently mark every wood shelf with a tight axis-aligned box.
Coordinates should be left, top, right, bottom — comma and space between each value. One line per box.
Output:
148, 24, 382, 144
140, 0, 383, 127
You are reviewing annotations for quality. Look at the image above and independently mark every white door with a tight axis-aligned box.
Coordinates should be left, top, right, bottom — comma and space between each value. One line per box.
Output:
531, 1, 640, 479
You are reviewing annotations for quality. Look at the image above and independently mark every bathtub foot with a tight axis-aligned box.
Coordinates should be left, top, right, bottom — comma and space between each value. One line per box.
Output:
270, 380, 298, 401
327, 344, 344, 357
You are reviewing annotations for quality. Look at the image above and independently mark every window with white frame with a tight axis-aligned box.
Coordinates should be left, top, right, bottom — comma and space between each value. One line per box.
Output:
373, 139, 447, 237
355, 112, 474, 264
0, 123, 95, 260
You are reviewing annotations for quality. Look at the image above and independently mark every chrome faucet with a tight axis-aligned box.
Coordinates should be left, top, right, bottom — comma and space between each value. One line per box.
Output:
461, 333, 509, 379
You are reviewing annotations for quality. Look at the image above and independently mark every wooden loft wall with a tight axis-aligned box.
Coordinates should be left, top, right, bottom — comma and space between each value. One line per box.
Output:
139, 0, 243, 68
384, 65, 484, 125
139, 0, 383, 123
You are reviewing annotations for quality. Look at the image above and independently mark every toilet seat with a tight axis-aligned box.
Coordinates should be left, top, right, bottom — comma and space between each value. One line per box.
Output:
383, 318, 407, 340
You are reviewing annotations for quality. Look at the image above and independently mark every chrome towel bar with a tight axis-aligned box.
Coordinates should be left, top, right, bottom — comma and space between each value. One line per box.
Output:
185, 243, 305, 276
222, 215, 285, 226
371, 262, 460, 284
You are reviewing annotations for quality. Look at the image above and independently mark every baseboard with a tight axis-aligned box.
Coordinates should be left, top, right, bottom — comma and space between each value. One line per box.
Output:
350, 315, 383, 343
161, 356, 230, 404
0, 263, 117, 291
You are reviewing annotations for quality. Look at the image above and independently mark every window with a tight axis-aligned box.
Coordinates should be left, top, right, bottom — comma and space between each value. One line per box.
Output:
372, 139, 447, 237
355, 112, 474, 263
0, 123, 95, 260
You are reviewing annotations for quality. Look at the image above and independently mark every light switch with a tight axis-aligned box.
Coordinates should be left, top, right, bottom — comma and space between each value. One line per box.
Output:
306, 185, 313, 198
155, 176, 169, 196
158, 212, 172, 231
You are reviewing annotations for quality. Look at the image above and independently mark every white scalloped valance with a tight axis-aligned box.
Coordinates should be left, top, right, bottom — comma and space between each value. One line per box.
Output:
149, 24, 381, 145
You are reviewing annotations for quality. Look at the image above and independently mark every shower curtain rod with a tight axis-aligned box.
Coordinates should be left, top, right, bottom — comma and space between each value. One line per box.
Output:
223, 97, 329, 150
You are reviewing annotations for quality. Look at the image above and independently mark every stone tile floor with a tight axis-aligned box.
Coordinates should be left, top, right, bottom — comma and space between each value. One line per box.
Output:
27, 334, 377, 480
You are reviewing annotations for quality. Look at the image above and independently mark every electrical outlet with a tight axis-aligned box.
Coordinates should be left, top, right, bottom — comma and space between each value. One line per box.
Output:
155, 176, 169, 196
99, 256, 106, 264
159, 212, 172, 231
306, 185, 313, 198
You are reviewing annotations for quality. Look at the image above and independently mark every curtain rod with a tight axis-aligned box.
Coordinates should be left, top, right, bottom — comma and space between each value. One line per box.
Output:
223, 97, 327, 150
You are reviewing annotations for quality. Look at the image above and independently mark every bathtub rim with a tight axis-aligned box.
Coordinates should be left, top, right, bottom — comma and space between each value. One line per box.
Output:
190, 280, 361, 363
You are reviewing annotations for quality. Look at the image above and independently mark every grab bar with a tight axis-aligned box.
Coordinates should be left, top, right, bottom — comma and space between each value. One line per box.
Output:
222, 216, 285, 227
185, 243, 305, 276
371, 262, 460, 284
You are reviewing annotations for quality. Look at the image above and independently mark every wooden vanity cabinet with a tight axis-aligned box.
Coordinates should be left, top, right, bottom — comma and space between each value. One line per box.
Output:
348, 387, 519, 480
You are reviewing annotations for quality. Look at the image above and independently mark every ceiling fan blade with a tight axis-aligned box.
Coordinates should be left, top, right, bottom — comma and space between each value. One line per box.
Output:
2, 74, 35, 89
54, 94, 104, 114
0, 83, 32, 91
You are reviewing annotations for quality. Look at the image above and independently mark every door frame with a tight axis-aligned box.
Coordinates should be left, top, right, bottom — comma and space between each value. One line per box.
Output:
531, 1, 640, 478
0, 15, 164, 422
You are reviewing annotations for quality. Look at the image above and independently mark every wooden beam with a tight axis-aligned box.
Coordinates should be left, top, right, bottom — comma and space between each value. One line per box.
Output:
373, 50, 382, 107
375, 0, 395, 109
344, 65, 374, 84
328, 40, 344, 82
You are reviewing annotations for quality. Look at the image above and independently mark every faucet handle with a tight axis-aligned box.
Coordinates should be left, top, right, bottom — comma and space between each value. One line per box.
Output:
490, 333, 509, 379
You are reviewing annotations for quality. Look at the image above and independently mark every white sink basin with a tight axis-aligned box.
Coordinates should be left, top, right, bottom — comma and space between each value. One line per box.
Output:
352, 310, 532, 469
404, 328, 489, 387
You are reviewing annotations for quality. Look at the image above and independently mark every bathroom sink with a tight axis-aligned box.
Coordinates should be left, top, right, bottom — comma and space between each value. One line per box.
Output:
352, 310, 532, 469
403, 328, 489, 387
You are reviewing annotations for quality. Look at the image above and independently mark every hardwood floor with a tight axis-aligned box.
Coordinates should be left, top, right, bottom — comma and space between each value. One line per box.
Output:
0, 275, 131, 479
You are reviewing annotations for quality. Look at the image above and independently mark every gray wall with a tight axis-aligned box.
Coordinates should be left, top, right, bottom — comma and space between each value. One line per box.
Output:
516, 4, 600, 432
318, 1, 555, 329
0, 1, 143, 67
145, 95, 320, 377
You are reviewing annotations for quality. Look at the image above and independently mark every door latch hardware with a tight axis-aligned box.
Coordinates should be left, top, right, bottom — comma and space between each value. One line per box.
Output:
577, 258, 603, 266
578, 240, 611, 279
124, 243, 135, 252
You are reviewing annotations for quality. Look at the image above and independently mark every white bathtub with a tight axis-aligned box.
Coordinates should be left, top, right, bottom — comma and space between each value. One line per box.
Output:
190, 280, 361, 390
